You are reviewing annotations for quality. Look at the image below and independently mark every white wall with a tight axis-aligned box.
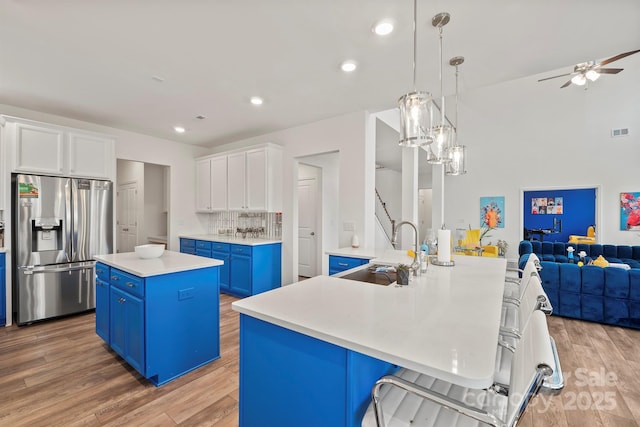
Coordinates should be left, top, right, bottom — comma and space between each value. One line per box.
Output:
0, 104, 210, 252
440, 54, 640, 258
206, 111, 370, 285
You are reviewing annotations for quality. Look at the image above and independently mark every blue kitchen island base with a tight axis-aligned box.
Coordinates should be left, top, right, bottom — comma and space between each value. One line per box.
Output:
95, 251, 223, 387
239, 314, 395, 427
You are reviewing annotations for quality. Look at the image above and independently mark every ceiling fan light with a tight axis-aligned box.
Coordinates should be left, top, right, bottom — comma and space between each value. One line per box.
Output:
586, 70, 600, 81
571, 74, 587, 86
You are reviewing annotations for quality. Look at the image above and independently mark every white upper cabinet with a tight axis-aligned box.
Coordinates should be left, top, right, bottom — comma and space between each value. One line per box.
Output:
196, 144, 282, 212
196, 155, 228, 212
12, 121, 65, 175
67, 131, 113, 178
195, 158, 212, 212
6, 117, 115, 180
227, 152, 247, 210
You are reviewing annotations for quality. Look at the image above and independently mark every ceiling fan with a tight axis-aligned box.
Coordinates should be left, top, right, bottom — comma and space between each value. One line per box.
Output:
538, 49, 640, 88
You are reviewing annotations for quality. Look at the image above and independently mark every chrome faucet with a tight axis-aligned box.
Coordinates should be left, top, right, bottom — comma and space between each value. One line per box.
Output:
391, 220, 419, 275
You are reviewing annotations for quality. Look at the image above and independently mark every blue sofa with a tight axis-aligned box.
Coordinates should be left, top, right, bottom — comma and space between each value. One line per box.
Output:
518, 240, 640, 268
519, 240, 640, 329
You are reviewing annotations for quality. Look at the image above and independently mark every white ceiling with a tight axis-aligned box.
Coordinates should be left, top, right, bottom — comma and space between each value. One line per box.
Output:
1, 0, 638, 148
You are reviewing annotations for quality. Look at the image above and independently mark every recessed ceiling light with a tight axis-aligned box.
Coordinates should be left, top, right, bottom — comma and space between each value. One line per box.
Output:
373, 20, 394, 36
341, 60, 357, 72
174, 126, 185, 133
250, 96, 264, 105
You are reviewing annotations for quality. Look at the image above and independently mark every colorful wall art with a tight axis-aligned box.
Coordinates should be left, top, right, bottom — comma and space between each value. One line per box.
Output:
620, 192, 640, 231
480, 196, 504, 229
531, 197, 563, 215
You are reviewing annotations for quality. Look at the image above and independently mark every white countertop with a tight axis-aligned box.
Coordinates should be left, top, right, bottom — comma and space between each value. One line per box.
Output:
324, 247, 382, 259
370, 249, 416, 266
233, 255, 507, 389
95, 250, 223, 277
180, 234, 281, 246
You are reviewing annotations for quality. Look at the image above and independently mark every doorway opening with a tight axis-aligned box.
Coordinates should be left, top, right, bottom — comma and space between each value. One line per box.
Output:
521, 186, 599, 243
116, 160, 169, 252
295, 152, 339, 279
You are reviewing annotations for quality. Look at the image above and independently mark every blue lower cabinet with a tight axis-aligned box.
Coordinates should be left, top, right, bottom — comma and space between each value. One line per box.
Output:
230, 251, 252, 297
180, 238, 281, 297
329, 255, 369, 275
98, 264, 220, 386
213, 251, 231, 292
180, 238, 196, 255
110, 285, 145, 374
239, 315, 395, 426
0, 253, 5, 326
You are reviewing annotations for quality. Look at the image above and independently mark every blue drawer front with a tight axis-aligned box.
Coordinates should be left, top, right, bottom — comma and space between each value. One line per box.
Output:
232, 244, 252, 255
96, 262, 110, 282
110, 268, 145, 298
329, 255, 369, 274
196, 240, 212, 250
212, 242, 230, 252
180, 238, 196, 254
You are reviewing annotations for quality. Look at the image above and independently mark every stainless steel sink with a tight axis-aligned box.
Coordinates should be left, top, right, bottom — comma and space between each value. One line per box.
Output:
338, 265, 396, 286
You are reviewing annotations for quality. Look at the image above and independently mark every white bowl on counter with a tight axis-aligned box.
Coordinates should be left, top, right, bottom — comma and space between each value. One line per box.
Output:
135, 244, 165, 259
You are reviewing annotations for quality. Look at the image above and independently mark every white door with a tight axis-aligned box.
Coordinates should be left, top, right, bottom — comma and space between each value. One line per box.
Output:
298, 175, 318, 277
117, 183, 138, 253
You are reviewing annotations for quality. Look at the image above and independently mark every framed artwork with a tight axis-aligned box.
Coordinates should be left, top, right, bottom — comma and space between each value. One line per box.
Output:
620, 192, 640, 230
532, 197, 562, 214
480, 196, 504, 228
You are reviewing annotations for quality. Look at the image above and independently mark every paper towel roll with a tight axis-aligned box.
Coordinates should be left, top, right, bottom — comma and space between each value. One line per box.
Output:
438, 229, 451, 263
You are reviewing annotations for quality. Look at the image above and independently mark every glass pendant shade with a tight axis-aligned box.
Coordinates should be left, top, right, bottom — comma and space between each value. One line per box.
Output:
398, 91, 433, 147
445, 145, 466, 175
424, 124, 454, 164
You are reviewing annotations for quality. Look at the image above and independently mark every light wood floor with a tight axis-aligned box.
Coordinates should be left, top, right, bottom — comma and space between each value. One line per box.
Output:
1, 294, 639, 426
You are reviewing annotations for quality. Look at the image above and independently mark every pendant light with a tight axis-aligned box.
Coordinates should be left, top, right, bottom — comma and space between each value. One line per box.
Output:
424, 12, 454, 164
445, 56, 467, 176
398, 0, 433, 148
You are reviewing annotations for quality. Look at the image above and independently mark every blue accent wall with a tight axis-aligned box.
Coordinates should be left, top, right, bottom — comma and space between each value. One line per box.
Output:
524, 188, 596, 242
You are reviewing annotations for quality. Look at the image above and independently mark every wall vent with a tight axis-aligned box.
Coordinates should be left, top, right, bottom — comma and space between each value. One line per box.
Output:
611, 128, 629, 137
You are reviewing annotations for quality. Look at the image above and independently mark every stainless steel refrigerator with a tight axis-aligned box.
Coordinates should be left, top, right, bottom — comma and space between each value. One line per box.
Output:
12, 174, 113, 325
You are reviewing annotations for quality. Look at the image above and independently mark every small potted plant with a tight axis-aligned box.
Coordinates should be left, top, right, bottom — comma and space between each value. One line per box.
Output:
396, 264, 410, 286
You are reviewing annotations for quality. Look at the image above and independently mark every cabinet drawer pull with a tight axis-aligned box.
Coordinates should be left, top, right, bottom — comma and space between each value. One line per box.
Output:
111, 276, 119, 281
97, 269, 103, 274
338, 262, 349, 267
119, 297, 126, 303
126, 282, 135, 287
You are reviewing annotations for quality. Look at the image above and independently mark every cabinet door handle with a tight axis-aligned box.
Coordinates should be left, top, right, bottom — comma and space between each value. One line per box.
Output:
111, 276, 119, 281
96, 269, 103, 274
126, 282, 135, 288
118, 297, 126, 303
338, 262, 349, 267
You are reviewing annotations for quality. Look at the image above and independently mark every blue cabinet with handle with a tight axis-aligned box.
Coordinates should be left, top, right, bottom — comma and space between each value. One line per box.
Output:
180, 238, 281, 297
95, 260, 220, 386
329, 255, 369, 275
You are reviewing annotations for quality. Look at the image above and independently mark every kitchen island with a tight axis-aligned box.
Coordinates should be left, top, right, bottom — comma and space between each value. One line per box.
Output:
95, 250, 223, 386
232, 255, 507, 426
